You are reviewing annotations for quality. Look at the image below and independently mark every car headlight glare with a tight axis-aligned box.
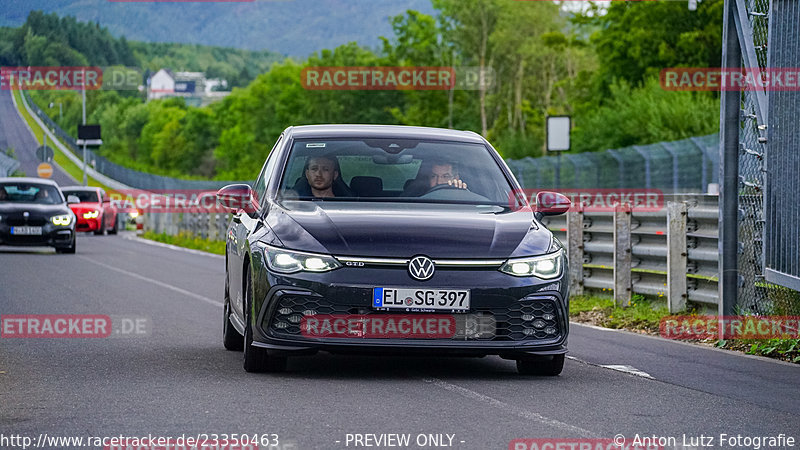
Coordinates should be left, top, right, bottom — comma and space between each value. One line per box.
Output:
499, 250, 563, 279
263, 245, 341, 273
83, 210, 100, 219
51, 214, 72, 226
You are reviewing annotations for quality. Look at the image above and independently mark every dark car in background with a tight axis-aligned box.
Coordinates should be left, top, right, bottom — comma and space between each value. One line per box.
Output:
0, 178, 77, 253
218, 125, 572, 375
61, 186, 119, 235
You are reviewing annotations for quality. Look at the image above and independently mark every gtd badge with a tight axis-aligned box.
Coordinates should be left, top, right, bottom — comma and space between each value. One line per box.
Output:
408, 256, 434, 281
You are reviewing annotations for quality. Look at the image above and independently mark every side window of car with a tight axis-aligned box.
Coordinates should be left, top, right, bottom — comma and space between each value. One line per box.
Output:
254, 135, 283, 206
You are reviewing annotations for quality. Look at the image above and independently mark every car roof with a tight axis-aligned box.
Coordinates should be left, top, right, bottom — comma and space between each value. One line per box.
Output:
0, 177, 59, 186
285, 124, 485, 143
60, 186, 100, 192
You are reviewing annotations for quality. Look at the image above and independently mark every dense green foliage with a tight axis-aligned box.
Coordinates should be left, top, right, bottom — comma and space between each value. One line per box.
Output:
17, 0, 723, 181
0, 11, 281, 87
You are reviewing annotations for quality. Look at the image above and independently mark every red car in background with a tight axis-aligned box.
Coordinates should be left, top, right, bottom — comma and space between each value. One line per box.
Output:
61, 186, 119, 235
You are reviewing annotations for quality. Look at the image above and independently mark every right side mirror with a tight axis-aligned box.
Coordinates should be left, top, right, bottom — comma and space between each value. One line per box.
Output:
67, 195, 81, 204
534, 191, 571, 219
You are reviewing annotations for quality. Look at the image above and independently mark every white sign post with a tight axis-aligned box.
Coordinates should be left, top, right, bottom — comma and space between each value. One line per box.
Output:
546, 116, 571, 189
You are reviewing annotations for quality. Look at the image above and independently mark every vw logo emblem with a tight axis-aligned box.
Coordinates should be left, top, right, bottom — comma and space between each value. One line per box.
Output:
23, 212, 29, 219
408, 255, 435, 281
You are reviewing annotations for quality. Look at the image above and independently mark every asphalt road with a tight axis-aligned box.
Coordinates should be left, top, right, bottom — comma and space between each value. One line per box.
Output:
1, 233, 798, 450
0, 88, 75, 185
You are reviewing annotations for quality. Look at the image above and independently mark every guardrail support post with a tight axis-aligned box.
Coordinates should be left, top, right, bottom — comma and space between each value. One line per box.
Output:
208, 213, 217, 241
614, 204, 632, 307
667, 201, 688, 312
566, 206, 584, 296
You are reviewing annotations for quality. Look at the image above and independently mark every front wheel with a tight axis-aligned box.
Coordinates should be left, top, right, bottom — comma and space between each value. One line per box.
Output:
55, 238, 76, 254
93, 215, 105, 235
242, 267, 287, 373
516, 354, 564, 376
107, 216, 118, 235
223, 287, 243, 351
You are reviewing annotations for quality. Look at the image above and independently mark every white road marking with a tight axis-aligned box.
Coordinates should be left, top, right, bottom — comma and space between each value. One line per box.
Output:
421, 377, 596, 437
77, 255, 223, 307
599, 365, 654, 379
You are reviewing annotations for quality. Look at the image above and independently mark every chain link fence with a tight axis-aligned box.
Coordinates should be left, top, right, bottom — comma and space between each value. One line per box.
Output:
506, 134, 719, 193
725, 0, 800, 315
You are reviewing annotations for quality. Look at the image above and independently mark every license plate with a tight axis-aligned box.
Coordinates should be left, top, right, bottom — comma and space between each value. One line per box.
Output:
11, 226, 43, 235
373, 288, 470, 312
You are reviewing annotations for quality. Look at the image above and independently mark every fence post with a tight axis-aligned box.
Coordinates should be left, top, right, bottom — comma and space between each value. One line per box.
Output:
208, 213, 217, 241
613, 204, 632, 307
566, 206, 584, 296
667, 201, 688, 312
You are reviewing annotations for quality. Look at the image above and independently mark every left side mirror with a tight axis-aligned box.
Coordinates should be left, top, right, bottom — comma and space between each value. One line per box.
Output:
534, 191, 571, 218
67, 195, 81, 204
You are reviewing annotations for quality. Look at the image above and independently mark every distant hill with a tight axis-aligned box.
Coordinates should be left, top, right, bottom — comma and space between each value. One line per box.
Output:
0, 0, 436, 57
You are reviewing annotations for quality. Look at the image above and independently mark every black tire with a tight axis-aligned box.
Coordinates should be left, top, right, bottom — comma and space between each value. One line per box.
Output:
242, 267, 287, 373
107, 216, 118, 235
55, 238, 76, 254
516, 354, 565, 376
93, 215, 105, 235
223, 280, 244, 351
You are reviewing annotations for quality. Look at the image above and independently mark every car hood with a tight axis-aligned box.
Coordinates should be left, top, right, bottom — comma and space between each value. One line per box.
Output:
266, 201, 553, 258
0, 202, 71, 218
69, 202, 102, 212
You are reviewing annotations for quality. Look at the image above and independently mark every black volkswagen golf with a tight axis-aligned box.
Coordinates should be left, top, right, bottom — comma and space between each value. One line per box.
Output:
219, 125, 572, 375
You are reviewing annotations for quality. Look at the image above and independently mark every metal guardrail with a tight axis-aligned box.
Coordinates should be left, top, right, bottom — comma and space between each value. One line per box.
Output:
0, 152, 20, 177
542, 194, 719, 312
143, 211, 233, 241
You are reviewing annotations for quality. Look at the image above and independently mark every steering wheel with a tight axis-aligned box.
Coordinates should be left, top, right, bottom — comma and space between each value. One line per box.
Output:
424, 183, 463, 195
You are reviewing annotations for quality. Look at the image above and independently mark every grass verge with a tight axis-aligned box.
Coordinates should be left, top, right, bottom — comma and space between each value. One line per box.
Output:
11, 89, 113, 190
570, 293, 670, 334
141, 231, 225, 255
570, 293, 800, 363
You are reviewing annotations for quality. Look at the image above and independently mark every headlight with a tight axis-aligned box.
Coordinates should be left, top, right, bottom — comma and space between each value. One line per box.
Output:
51, 214, 72, 226
129, 210, 139, 218
499, 250, 563, 279
263, 245, 341, 273
83, 210, 100, 219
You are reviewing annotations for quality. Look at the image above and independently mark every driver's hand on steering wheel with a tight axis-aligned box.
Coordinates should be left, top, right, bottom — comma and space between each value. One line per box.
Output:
446, 179, 468, 190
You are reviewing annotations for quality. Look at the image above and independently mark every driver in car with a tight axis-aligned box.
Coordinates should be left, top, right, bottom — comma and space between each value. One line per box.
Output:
404, 159, 468, 196
428, 161, 467, 190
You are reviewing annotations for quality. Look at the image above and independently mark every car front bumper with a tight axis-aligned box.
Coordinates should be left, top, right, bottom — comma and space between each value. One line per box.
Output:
0, 223, 74, 248
249, 263, 570, 358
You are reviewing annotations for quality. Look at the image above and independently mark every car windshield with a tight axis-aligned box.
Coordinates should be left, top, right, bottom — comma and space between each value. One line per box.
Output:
0, 183, 63, 205
62, 190, 99, 203
278, 138, 514, 206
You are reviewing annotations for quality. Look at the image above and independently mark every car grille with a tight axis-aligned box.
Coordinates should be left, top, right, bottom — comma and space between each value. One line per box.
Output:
7, 218, 48, 226
266, 292, 562, 342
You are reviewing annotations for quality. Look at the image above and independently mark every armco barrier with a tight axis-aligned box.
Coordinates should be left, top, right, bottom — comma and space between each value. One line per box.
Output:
541, 194, 719, 312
